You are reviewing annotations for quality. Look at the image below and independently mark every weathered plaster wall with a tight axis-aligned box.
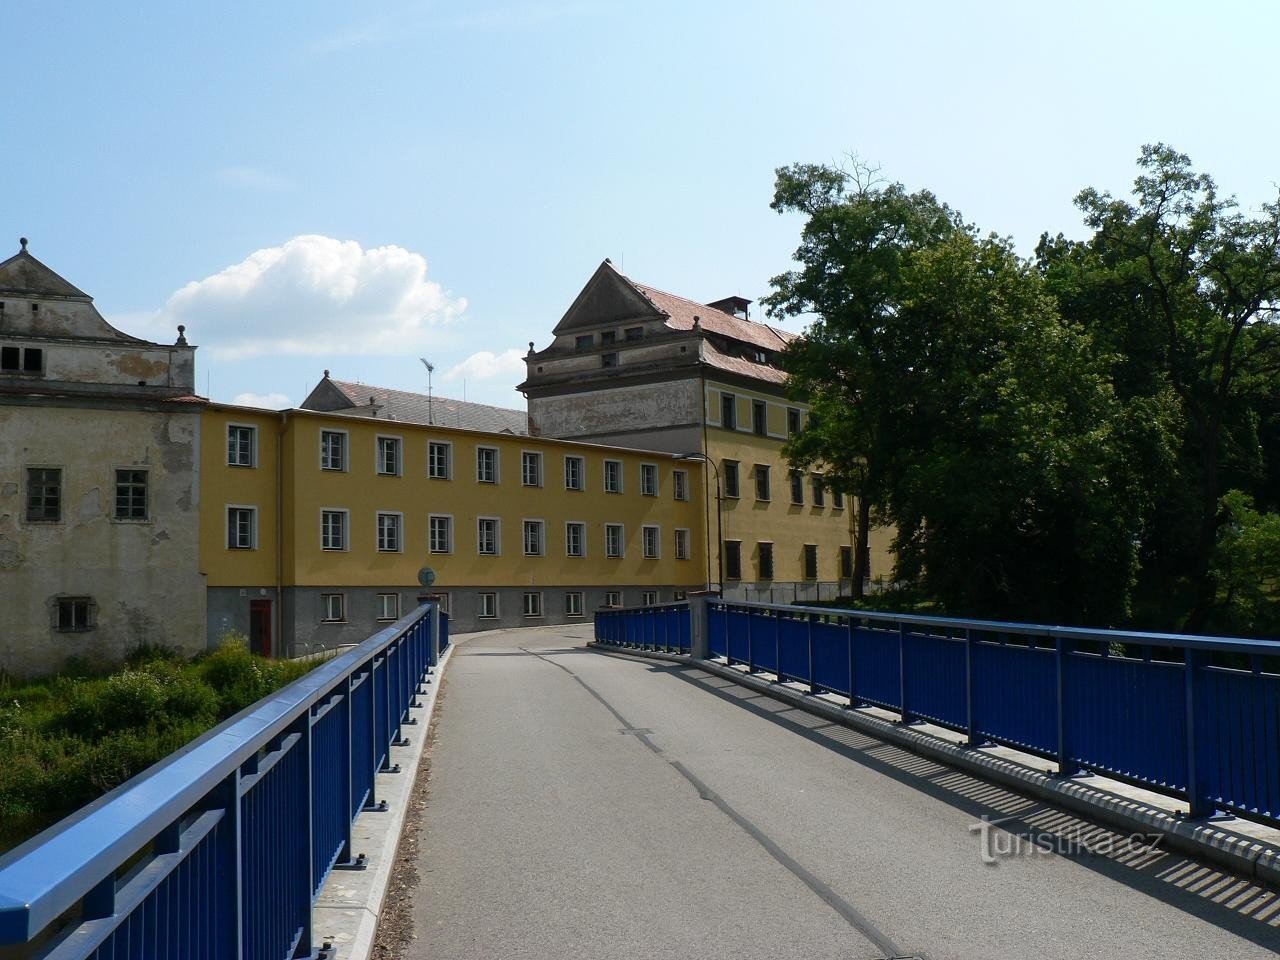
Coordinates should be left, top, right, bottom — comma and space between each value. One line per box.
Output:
529, 379, 702, 441
0, 404, 207, 677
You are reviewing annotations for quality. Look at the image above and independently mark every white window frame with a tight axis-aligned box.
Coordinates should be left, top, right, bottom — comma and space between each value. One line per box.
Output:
603, 458, 623, 493
642, 590, 658, 606
376, 592, 400, 621
227, 504, 257, 550
478, 592, 499, 619
521, 450, 543, 487
476, 445, 500, 484
428, 513, 453, 554
435, 592, 451, 615
320, 429, 348, 472
640, 462, 659, 497
675, 527, 691, 560
522, 591, 544, 618
565, 591, 584, 617
523, 518, 545, 556
642, 524, 660, 559
428, 440, 453, 480
320, 508, 349, 551
376, 511, 403, 553
605, 523, 624, 559
564, 454, 585, 491
673, 469, 689, 501
604, 590, 621, 608
565, 520, 586, 557
477, 516, 501, 556
321, 593, 346, 622
227, 423, 257, 468
376, 435, 402, 477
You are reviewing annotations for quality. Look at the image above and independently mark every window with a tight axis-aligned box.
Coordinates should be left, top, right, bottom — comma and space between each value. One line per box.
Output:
377, 512, 402, 552
435, 592, 451, 615
604, 590, 621, 608
787, 407, 801, 436
640, 463, 658, 496
320, 430, 346, 471
428, 441, 452, 480
227, 425, 256, 467
321, 593, 345, 622
605, 523, 624, 558
523, 519, 544, 556
321, 509, 347, 550
758, 542, 775, 580
642, 590, 658, 606
523, 591, 543, 617
723, 460, 740, 498
603, 459, 623, 493
624, 326, 643, 341
673, 469, 688, 501
479, 592, 498, 619
833, 489, 845, 510
840, 545, 854, 579
476, 446, 498, 483
25, 467, 60, 522
575, 334, 593, 351
675, 528, 691, 560
789, 470, 804, 505
114, 469, 147, 520
724, 540, 742, 580
642, 525, 660, 559
477, 517, 499, 555
429, 514, 453, 553
1, 345, 43, 374
564, 455, 585, 491
752, 400, 767, 436
521, 451, 542, 487
674, 590, 688, 601
601, 352, 619, 369
754, 464, 771, 501
565, 521, 585, 557
720, 392, 737, 430
566, 592, 584, 617
812, 475, 826, 508
377, 593, 400, 621
56, 597, 92, 632
600, 330, 617, 345
377, 436, 401, 476
0, 345, 16, 370
227, 506, 256, 549
803, 544, 819, 580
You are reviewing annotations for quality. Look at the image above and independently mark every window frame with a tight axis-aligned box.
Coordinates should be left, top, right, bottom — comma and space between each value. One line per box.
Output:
803, 543, 819, 580
812, 474, 826, 508
320, 508, 349, 551
476, 445, 500, 484
478, 592, 499, 619
642, 590, 658, 606
565, 591, 585, 617
754, 464, 771, 502
428, 513, 453, 554
477, 516, 501, 556
376, 434, 403, 477
605, 522, 625, 559
226, 423, 257, 468
642, 524, 660, 559
376, 592, 400, 621
673, 469, 689, 501
752, 399, 767, 436
427, 440, 453, 480
757, 541, 775, 580
227, 504, 257, 550
522, 518, 545, 557
320, 429, 348, 472
722, 460, 740, 499
604, 590, 621, 608
522, 591, 544, 618
320, 593, 346, 623
640, 463, 659, 497
565, 520, 586, 558
113, 468, 148, 522
789, 469, 804, 506
564, 454, 585, 491
55, 596, 94, 632
25, 466, 62, 523
787, 407, 801, 437
521, 450, 543, 488
674, 527, 691, 560
603, 458, 623, 493
720, 392, 737, 430
724, 540, 742, 580
376, 511, 404, 553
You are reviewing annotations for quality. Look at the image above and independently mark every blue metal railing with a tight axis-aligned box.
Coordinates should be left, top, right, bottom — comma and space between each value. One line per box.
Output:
594, 603, 692, 654
0, 605, 449, 960
598, 598, 1280, 827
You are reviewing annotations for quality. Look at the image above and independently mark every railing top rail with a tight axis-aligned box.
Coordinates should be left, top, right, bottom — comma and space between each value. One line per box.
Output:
0, 603, 434, 942
598, 601, 691, 612
708, 598, 1279, 655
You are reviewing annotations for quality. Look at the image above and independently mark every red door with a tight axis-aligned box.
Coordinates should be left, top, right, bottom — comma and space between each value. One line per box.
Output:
249, 600, 272, 657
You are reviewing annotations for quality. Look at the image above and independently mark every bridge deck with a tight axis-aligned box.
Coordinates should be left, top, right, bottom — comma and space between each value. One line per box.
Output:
394, 625, 1280, 959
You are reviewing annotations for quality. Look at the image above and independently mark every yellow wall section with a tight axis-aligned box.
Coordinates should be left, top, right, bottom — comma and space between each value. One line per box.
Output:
200, 408, 281, 585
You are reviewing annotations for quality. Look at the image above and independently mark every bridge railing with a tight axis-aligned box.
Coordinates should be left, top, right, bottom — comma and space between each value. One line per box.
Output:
599, 597, 1280, 827
0, 604, 449, 960
594, 602, 691, 654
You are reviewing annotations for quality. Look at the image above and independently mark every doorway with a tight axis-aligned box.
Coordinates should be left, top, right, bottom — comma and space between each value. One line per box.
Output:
249, 599, 272, 657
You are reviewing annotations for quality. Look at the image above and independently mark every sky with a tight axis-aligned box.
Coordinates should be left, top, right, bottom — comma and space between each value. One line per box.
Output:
6, 0, 1278, 411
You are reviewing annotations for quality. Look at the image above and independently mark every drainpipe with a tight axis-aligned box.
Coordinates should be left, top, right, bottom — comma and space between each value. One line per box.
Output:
276, 410, 287, 656
698, 342, 713, 594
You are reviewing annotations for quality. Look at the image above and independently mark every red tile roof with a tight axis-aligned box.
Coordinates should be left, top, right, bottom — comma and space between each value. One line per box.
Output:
625, 279, 797, 353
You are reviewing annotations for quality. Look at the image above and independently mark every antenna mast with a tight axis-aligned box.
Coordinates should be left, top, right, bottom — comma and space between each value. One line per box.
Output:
419, 358, 435, 424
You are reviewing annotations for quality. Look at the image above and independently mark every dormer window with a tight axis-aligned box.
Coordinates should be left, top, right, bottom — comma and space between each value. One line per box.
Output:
601, 330, 617, 345
575, 334, 593, 351
624, 326, 643, 341
751, 349, 768, 364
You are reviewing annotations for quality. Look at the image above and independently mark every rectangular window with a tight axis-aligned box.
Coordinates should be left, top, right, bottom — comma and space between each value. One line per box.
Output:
673, 469, 688, 501
605, 523, 624, 559
435, 592, 451, 615
376, 593, 400, 621
3, 346, 44, 374
840, 545, 854, 579
321, 509, 347, 551
429, 514, 453, 554
56, 597, 92, 632
642, 525, 660, 559
377, 436, 401, 476
675, 528, 691, 560
642, 590, 658, 606
600, 330, 617, 345
789, 469, 804, 505
523, 591, 543, 617
521, 451, 542, 487
428, 441, 452, 480
26, 467, 61, 522
803, 544, 819, 580
0, 345, 18, 370
321, 593, 345, 622
575, 334, 593, 351
833, 489, 845, 510
752, 400, 767, 436
479, 592, 498, 619
604, 590, 621, 608
603, 459, 623, 493
758, 542, 775, 580
640, 463, 658, 496
23, 348, 42, 372
601, 352, 619, 368
564, 455, 585, 491
812, 475, 826, 508
377, 512, 402, 552
227, 425, 256, 467
227, 506, 255, 549
320, 430, 346, 471
566, 592, 584, 617
523, 519, 544, 556
476, 446, 498, 483
624, 326, 643, 341
755, 464, 771, 501
720, 392, 737, 430
565, 521, 585, 557
114, 469, 147, 520
787, 407, 801, 436
723, 460, 740, 498
477, 517, 499, 555
724, 540, 742, 580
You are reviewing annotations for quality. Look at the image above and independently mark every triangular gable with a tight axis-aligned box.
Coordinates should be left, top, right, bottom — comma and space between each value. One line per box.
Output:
551, 260, 665, 335
300, 376, 358, 412
0, 246, 91, 300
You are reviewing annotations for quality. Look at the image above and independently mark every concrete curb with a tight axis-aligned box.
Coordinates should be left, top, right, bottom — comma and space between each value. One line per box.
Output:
591, 642, 1279, 889
312, 640, 458, 960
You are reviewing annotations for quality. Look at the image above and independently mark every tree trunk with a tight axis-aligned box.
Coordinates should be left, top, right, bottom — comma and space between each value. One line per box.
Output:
851, 495, 872, 599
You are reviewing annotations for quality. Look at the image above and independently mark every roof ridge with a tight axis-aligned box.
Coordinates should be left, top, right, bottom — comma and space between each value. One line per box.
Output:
329, 378, 526, 415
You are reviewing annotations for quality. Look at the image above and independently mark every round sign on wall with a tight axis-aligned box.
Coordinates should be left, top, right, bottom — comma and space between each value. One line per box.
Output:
417, 567, 436, 588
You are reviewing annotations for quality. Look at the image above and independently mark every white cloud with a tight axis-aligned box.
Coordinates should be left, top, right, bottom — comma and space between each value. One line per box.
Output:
445, 348, 527, 382
232, 391, 291, 409
151, 235, 466, 360
215, 166, 295, 192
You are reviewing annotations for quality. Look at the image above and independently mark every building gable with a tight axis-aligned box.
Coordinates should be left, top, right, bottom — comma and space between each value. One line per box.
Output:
550, 260, 663, 335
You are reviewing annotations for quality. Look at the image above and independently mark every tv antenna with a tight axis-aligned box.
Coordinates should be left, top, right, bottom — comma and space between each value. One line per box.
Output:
419, 358, 434, 424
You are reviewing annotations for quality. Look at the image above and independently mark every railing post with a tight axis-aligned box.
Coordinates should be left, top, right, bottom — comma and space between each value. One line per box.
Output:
430, 603, 441, 674
807, 614, 817, 695
689, 597, 709, 659
964, 628, 976, 746
1185, 648, 1214, 818
746, 607, 755, 673
898, 623, 911, 723
1055, 636, 1072, 776
846, 617, 857, 708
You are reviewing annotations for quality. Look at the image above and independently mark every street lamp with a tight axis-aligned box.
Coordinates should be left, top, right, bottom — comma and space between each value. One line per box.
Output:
675, 452, 723, 597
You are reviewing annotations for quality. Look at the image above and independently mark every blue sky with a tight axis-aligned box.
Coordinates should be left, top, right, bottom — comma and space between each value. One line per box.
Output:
7, 0, 1277, 410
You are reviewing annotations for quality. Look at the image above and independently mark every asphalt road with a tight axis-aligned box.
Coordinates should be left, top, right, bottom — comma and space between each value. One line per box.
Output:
405, 624, 1280, 959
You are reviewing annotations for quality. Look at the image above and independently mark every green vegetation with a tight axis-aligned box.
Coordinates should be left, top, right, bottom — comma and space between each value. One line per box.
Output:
770, 146, 1280, 635
0, 637, 313, 854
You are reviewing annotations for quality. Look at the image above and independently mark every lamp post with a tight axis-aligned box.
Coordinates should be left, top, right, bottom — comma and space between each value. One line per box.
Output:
676, 452, 723, 597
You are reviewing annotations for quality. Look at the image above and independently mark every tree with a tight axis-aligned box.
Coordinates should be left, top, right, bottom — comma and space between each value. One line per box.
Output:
1211, 490, 1280, 636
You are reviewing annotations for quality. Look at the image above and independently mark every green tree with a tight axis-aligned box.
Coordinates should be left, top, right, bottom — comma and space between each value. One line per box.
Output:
1211, 490, 1280, 635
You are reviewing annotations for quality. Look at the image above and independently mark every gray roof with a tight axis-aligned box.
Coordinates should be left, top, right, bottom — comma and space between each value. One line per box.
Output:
322, 379, 529, 435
